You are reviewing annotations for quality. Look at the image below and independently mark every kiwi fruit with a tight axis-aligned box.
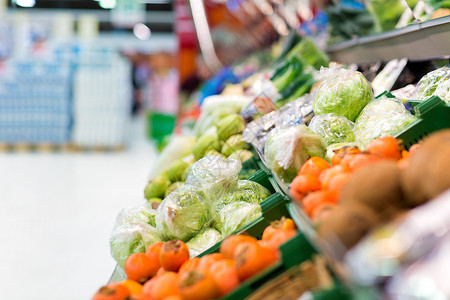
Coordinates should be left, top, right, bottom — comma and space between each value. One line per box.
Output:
339, 160, 406, 217
317, 203, 380, 250
401, 129, 450, 207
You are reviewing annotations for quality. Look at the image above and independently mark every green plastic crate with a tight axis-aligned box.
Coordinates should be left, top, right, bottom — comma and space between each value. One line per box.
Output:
146, 111, 176, 141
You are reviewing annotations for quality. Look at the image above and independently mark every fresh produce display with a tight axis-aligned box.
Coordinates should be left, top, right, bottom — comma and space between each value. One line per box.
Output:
96, 218, 298, 300
415, 66, 450, 103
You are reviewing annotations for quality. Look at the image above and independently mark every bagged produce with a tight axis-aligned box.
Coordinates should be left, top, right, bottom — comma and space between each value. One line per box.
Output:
215, 180, 271, 211
186, 228, 223, 257
313, 67, 373, 122
355, 96, 417, 147
221, 134, 249, 157
213, 202, 262, 236
309, 113, 356, 145
110, 205, 161, 267
416, 67, 450, 102
185, 155, 242, 204
155, 185, 211, 241
265, 125, 327, 183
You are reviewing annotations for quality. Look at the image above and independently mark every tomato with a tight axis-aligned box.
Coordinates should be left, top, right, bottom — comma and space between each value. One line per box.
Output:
125, 253, 159, 283
120, 279, 143, 296
367, 136, 402, 160
92, 283, 131, 300
220, 235, 258, 259
298, 157, 331, 176
179, 270, 220, 300
142, 272, 180, 300
210, 259, 240, 296
159, 240, 190, 272
197, 253, 224, 273
302, 191, 337, 217
234, 242, 278, 281
290, 174, 321, 201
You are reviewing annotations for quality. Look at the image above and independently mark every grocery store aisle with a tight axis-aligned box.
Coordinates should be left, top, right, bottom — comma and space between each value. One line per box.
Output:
0, 118, 157, 300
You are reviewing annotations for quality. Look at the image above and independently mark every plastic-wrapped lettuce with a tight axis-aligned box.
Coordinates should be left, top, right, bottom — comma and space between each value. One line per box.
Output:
216, 180, 271, 211
185, 155, 242, 205
355, 96, 417, 148
155, 185, 211, 241
186, 228, 223, 257
313, 67, 373, 122
213, 202, 262, 236
309, 113, 356, 145
265, 125, 327, 183
416, 67, 450, 101
434, 79, 450, 103
110, 205, 161, 267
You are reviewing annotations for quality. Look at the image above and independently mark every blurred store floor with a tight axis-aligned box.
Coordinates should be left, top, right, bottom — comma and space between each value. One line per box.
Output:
0, 117, 157, 300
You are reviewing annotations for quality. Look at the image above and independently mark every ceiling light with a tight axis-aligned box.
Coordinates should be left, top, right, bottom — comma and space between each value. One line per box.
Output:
133, 23, 151, 40
14, 0, 35, 8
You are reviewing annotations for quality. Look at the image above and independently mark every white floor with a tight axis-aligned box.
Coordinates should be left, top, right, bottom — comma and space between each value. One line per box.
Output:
0, 118, 158, 300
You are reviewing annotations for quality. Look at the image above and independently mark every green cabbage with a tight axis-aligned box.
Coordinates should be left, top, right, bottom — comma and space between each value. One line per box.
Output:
186, 228, 223, 257
314, 68, 373, 121
110, 223, 161, 268
155, 185, 211, 241
309, 113, 356, 145
213, 202, 262, 236
416, 67, 450, 101
265, 125, 327, 183
215, 180, 271, 211
434, 79, 450, 103
355, 96, 417, 148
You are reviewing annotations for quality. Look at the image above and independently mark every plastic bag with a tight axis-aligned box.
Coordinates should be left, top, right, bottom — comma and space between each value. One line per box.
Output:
265, 125, 327, 183
213, 202, 262, 236
194, 95, 251, 136
155, 185, 211, 241
415, 66, 450, 101
433, 78, 450, 103
110, 206, 162, 268
186, 228, 223, 257
354, 96, 417, 148
215, 180, 271, 211
185, 155, 242, 205
309, 113, 356, 146
313, 67, 373, 122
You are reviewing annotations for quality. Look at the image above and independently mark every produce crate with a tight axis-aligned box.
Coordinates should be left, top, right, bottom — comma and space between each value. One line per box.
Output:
378, 91, 450, 149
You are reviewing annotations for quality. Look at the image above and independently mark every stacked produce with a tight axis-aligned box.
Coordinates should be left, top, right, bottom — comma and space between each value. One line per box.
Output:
95, 218, 298, 300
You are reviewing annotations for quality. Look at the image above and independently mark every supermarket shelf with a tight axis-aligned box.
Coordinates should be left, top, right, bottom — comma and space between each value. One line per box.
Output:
326, 16, 450, 64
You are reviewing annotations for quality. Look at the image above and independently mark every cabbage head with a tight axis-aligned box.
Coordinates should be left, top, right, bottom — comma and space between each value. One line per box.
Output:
416, 66, 450, 101
215, 180, 271, 211
186, 228, 223, 257
309, 113, 356, 145
213, 202, 262, 236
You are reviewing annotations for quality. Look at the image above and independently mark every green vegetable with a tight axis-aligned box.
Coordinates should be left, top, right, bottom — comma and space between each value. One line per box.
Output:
230, 149, 253, 163
221, 134, 249, 157
286, 38, 329, 70
216, 114, 246, 141
309, 113, 356, 145
213, 202, 262, 236
204, 150, 226, 158
167, 160, 190, 182
215, 180, 271, 211
355, 96, 418, 147
314, 68, 373, 122
165, 181, 185, 198
271, 56, 303, 91
192, 134, 221, 161
144, 175, 171, 200
416, 66, 450, 101
265, 125, 327, 183
155, 185, 210, 241
186, 228, 222, 257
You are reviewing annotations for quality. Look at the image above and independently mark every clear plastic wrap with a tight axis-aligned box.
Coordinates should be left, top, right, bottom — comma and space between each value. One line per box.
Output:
193, 95, 251, 136
354, 96, 417, 148
215, 180, 271, 211
265, 125, 327, 183
110, 204, 162, 267
213, 202, 262, 236
185, 155, 242, 205
415, 66, 450, 101
155, 185, 211, 241
313, 67, 373, 122
186, 228, 223, 257
434, 78, 450, 103
308, 113, 356, 146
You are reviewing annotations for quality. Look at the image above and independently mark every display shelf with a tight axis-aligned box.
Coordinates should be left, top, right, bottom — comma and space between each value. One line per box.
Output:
326, 16, 450, 64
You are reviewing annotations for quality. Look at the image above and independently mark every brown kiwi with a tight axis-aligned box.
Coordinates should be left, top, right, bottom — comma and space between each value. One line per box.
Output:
339, 160, 406, 216
317, 203, 380, 250
401, 129, 450, 207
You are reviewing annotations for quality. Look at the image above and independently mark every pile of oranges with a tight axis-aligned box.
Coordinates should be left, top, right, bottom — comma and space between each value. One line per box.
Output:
289, 136, 416, 223
93, 217, 297, 300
